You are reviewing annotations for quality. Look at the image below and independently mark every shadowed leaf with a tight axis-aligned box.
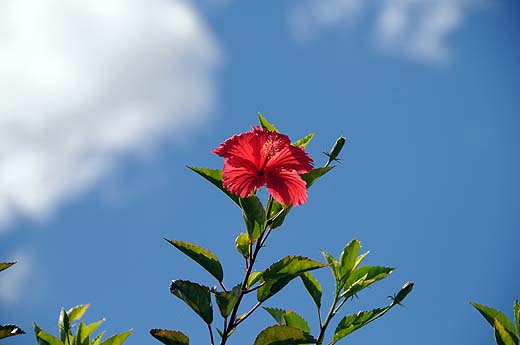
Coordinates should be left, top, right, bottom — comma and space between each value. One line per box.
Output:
239, 195, 266, 242
150, 329, 189, 345
167, 240, 224, 282
264, 307, 287, 325
257, 276, 295, 302
188, 167, 239, 206
0, 262, 16, 272
300, 272, 322, 309
215, 285, 242, 318
301, 167, 334, 189
253, 325, 317, 345
170, 280, 213, 324
0, 324, 25, 340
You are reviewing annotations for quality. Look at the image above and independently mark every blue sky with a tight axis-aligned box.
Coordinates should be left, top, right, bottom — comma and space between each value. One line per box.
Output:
1, 1, 519, 344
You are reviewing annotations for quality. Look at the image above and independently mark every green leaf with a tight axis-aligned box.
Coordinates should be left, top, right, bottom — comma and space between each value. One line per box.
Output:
0, 262, 16, 272
100, 329, 133, 345
239, 195, 266, 242
67, 304, 90, 322
167, 240, 224, 282
258, 113, 279, 133
263, 307, 287, 325
283, 311, 311, 334
338, 240, 361, 282
34, 324, 63, 345
170, 280, 213, 324
494, 319, 517, 345
345, 266, 394, 291
324, 136, 346, 168
262, 256, 326, 281
91, 331, 106, 345
514, 300, 520, 336
267, 201, 289, 229
321, 250, 340, 282
292, 133, 315, 148
257, 276, 295, 302
300, 272, 322, 309
253, 325, 317, 345
58, 308, 71, 343
150, 329, 189, 345
0, 324, 25, 340
390, 282, 414, 306
301, 167, 334, 189
215, 285, 242, 318
188, 167, 240, 206
471, 302, 518, 343
235, 233, 250, 258
333, 308, 387, 342
75, 320, 104, 345
247, 271, 264, 288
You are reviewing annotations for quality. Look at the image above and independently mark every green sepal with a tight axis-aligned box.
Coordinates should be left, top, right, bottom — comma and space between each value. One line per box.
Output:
471, 302, 518, 343
0, 262, 16, 272
257, 113, 279, 133
215, 285, 242, 318
150, 329, 189, 345
292, 133, 315, 148
170, 280, 213, 324
253, 325, 317, 345
235, 233, 250, 259
166, 239, 224, 282
300, 272, 322, 309
100, 329, 133, 345
239, 195, 266, 242
0, 324, 25, 340
188, 167, 239, 206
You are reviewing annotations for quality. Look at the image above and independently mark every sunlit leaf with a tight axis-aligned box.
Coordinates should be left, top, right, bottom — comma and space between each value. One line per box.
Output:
321, 250, 339, 282
167, 240, 224, 282
471, 302, 518, 343
494, 319, 517, 345
150, 329, 189, 345
75, 320, 104, 345
300, 272, 322, 309
262, 256, 326, 281
34, 324, 62, 345
170, 280, 213, 324
338, 240, 361, 282
258, 113, 279, 133
283, 311, 310, 334
100, 329, 133, 345
188, 167, 239, 206
239, 195, 266, 242
58, 308, 71, 343
263, 307, 287, 325
0, 324, 25, 340
345, 266, 393, 291
235, 233, 250, 259
253, 325, 317, 345
67, 304, 90, 322
292, 133, 315, 148
0, 262, 16, 272
267, 201, 288, 229
215, 285, 242, 318
301, 167, 334, 189
247, 271, 264, 288
91, 331, 106, 345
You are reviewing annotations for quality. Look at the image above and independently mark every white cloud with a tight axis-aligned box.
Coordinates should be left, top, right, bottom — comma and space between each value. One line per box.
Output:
0, 252, 32, 304
288, 0, 483, 62
0, 0, 221, 232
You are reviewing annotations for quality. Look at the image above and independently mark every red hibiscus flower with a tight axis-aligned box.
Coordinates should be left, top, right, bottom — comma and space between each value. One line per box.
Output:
213, 126, 313, 206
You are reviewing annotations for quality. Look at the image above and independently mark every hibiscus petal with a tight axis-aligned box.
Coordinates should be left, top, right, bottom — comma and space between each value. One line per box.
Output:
265, 170, 308, 206
222, 161, 264, 198
265, 145, 313, 174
